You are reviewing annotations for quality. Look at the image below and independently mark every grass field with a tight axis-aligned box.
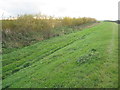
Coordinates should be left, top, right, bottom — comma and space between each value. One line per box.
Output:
2, 22, 118, 88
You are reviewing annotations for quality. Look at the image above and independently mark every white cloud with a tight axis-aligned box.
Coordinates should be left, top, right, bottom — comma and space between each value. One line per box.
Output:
0, 9, 13, 19
0, 0, 119, 20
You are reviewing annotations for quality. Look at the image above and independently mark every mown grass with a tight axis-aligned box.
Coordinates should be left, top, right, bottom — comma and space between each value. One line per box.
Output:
2, 22, 118, 88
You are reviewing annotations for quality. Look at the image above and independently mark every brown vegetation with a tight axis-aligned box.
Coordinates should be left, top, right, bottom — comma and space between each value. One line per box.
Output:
2, 14, 97, 53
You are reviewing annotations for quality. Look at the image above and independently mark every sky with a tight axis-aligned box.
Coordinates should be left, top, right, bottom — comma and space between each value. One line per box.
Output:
0, 0, 119, 20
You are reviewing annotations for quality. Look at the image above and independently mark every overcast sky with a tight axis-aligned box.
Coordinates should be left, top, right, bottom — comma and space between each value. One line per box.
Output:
0, 0, 119, 20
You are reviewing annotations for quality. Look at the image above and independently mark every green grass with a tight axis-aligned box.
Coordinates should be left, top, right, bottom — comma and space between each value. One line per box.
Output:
2, 22, 118, 88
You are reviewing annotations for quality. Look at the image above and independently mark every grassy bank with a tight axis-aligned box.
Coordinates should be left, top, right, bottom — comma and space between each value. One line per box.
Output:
2, 22, 118, 88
